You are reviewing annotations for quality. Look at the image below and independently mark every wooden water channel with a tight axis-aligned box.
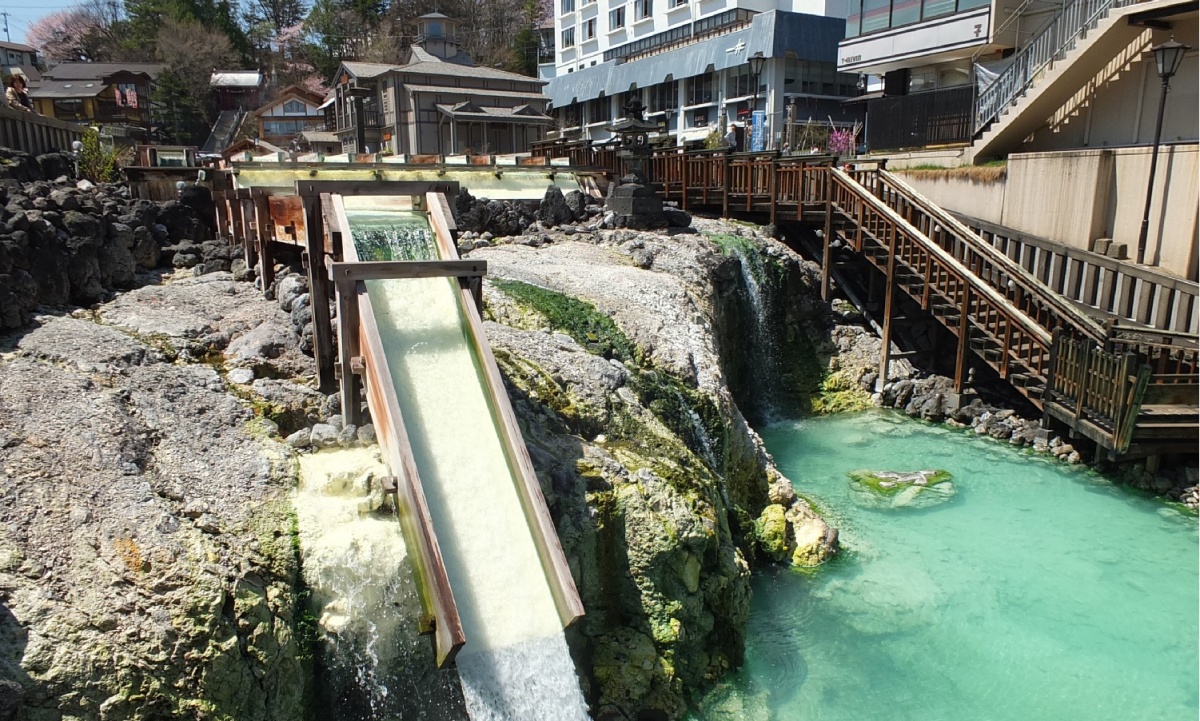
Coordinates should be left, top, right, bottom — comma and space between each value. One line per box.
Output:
211, 175, 584, 667
532, 143, 1197, 461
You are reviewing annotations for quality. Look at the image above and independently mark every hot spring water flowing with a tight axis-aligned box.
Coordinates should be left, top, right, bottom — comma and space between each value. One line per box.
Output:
296, 202, 589, 721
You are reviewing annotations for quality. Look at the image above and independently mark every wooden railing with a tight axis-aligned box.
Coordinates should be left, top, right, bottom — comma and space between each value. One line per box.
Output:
827, 166, 1055, 395
0, 105, 86, 156
959, 213, 1199, 335
867, 169, 1111, 344
547, 145, 1197, 452
1046, 331, 1151, 454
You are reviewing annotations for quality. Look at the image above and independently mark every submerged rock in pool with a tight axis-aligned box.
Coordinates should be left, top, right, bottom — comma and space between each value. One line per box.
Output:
847, 469, 956, 509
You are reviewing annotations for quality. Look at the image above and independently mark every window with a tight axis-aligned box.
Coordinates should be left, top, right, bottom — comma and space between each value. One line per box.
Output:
587, 96, 611, 123
786, 60, 859, 97
115, 82, 138, 108
891, 0, 920, 27
921, 0, 954, 18
264, 119, 311, 136
672, 0, 687, 7
726, 68, 756, 98
583, 18, 596, 40
845, 0, 861, 37
649, 81, 676, 112
282, 99, 306, 115
635, 0, 652, 19
52, 98, 83, 119
686, 73, 713, 105
609, 6, 625, 30
861, 0, 890, 33
908, 67, 937, 92
561, 0, 574, 12
562, 27, 575, 46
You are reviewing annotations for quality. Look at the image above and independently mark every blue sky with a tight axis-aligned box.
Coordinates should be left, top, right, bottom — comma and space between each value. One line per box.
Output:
4, 1, 91, 46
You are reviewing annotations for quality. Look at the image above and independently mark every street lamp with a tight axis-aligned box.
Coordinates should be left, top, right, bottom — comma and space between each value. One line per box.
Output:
1136, 36, 1190, 265
748, 51, 767, 113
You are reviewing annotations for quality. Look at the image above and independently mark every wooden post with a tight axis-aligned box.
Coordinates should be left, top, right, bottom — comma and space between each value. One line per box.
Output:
768, 157, 778, 227
821, 200, 833, 301
1043, 328, 1062, 407
335, 277, 363, 426
228, 193, 245, 248
877, 223, 898, 391
722, 152, 730, 218
302, 193, 336, 393
253, 190, 276, 292
954, 286, 972, 392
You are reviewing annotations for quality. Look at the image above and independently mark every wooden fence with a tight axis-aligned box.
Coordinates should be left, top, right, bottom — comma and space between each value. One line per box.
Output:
0, 105, 85, 155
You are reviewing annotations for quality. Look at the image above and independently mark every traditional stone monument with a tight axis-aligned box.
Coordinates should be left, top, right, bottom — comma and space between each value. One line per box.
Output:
604, 98, 667, 229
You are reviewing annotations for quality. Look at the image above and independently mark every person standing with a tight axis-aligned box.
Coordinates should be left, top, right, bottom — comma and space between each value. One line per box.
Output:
724, 123, 738, 152
6, 75, 33, 113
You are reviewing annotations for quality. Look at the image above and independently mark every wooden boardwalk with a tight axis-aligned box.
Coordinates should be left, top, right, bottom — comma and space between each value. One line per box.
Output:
534, 144, 1198, 461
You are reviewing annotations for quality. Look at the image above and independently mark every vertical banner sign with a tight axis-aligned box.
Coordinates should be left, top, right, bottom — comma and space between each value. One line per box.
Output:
750, 110, 766, 152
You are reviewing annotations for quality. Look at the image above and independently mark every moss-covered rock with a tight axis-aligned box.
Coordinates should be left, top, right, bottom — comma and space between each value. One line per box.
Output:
754, 505, 789, 562
848, 469, 956, 510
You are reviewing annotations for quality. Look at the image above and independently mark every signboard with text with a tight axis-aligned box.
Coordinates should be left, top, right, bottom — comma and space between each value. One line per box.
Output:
750, 110, 766, 152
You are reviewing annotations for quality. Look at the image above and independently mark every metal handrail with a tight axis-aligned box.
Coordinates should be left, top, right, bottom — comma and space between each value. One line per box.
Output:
974, 0, 1137, 133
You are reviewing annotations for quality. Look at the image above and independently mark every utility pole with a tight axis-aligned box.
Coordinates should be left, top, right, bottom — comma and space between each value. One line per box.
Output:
0, 12, 10, 43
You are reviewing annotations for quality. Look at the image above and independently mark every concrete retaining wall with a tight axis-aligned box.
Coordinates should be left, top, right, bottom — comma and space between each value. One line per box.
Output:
897, 143, 1198, 280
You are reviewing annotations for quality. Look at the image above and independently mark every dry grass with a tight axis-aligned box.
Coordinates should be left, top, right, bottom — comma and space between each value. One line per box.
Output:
896, 162, 1007, 183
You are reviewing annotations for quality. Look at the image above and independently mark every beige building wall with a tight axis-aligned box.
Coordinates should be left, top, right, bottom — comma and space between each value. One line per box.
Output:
897, 144, 1199, 280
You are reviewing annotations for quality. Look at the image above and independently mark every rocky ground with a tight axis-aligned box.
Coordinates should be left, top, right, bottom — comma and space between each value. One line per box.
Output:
0, 178, 1193, 721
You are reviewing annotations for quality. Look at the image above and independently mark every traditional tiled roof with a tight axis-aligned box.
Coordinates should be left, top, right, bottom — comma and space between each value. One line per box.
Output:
42, 63, 164, 81
29, 79, 108, 99
435, 103, 554, 123
401, 83, 546, 100
211, 71, 263, 88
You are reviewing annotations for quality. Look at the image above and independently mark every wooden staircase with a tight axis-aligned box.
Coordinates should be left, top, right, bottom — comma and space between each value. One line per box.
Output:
535, 141, 1199, 460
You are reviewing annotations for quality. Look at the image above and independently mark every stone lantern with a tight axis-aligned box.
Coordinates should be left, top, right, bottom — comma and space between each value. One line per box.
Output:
603, 97, 666, 228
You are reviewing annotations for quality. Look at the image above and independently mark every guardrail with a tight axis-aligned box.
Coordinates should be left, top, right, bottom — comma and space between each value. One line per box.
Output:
958, 213, 1199, 335
0, 105, 86, 155
974, 0, 1137, 133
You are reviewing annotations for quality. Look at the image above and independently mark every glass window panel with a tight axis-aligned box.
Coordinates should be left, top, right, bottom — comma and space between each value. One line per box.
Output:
861, 0, 890, 33
891, 0, 920, 26
957, 0, 989, 10
845, 0, 862, 37
921, 0, 955, 20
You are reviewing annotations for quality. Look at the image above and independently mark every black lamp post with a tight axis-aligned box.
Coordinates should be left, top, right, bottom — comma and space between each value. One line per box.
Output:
1136, 37, 1190, 265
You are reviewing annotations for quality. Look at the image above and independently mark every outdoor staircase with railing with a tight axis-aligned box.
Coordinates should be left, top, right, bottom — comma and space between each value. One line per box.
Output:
202, 110, 245, 155
969, 0, 1177, 160
539, 141, 1199, 459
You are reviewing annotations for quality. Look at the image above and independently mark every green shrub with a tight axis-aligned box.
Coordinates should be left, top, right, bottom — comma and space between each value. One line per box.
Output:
77, 129, 120, 183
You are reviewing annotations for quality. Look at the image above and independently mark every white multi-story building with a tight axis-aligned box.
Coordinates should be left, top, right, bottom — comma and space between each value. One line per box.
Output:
545, 0, 862, 149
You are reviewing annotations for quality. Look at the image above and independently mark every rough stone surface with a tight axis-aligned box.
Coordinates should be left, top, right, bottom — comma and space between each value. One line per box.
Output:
0, 160, 210, 330
0, 286, 309, 720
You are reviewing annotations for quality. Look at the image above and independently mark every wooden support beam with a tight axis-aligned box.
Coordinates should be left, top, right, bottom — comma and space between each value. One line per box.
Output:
821, 201, 833, 301
877, 223, 898, 391
251, 190, 276, 291
954, 288, 972, 392
335, 278, 363, 426
302, 193, 336, 393
327, 258, 487, 282
294, 179, 460, 197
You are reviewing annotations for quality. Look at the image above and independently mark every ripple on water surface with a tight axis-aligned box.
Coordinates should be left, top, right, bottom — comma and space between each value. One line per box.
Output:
691, 411, 1199, 721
